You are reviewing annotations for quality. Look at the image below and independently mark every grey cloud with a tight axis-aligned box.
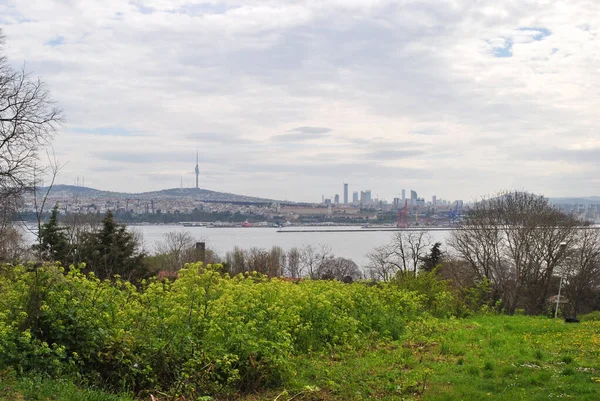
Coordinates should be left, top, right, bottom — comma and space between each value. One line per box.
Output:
520, 147, 600, 164
410, 129, 440, 136
271, 133, 329, 142
94, 165, 127, 173
5, 0, 600, 201
92, 150, 222, 164
237, 161, 433, 179
363, 149, 426, 160
290, 126, 332, 134
186, 132, 257, 145
270, 126, 333, 142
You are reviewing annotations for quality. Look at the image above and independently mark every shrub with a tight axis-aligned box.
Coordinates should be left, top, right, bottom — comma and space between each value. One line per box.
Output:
579, 311, 600, 322
0, 262, 430, 398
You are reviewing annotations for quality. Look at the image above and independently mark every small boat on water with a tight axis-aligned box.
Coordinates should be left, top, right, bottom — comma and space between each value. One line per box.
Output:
241, 220, 253, 227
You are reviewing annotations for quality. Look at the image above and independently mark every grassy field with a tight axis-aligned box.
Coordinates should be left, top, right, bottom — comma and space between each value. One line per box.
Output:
0, 373, 134, 401
234, 315, 600, 401
2, 315, 599, 401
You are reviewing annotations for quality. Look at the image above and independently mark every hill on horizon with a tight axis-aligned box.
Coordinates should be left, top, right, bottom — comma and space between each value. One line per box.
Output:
549, 196, 600, 205
36, 185, 277, 204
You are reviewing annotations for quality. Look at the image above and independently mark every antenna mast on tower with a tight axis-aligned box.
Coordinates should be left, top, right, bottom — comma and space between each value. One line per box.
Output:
194, 150, 199, 189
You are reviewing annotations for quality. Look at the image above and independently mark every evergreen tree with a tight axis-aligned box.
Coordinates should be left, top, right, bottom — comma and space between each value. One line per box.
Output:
35, 204, 70, 264
420, 242, 443, 273
79, 211, 148, 281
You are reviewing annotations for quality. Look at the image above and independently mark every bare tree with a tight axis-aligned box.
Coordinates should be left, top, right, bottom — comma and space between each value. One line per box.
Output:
268, 246, 286, 277
155, 231, 197, 272
286, 247, 302, 278
447, 191, 579, 314
397, 230, 432, 276
1, 29, 63, 260
317, 257, 362, 281
226, 246, 247, 275
28, 149, 67, 258
300, 245, 334, 279
562, 228, 600, 316
0, 29, 63, 199
366, 244, 400, 281
0, 188, 25, 261
366, 230, 431, 280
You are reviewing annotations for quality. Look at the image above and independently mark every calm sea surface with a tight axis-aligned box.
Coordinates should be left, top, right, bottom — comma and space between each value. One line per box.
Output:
132, 225, 451, 267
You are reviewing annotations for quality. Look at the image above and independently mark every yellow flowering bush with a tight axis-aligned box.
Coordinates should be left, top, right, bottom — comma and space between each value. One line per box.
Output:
0, 262, 429, 397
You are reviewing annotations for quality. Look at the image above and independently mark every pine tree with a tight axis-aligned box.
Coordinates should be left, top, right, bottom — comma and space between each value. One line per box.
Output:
79, 211, 148, 281
420, 242, 443, 273
35, 204, 70, 264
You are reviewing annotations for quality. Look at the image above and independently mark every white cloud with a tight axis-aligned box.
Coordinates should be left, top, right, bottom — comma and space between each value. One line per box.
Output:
1, 0, 599, 201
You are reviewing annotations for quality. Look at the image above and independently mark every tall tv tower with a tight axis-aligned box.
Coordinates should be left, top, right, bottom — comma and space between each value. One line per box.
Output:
194, 150, 199, 189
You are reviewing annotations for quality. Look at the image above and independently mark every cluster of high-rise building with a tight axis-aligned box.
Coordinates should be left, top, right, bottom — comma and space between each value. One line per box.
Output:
552, 203, 600, 223
321, 183, 458, 209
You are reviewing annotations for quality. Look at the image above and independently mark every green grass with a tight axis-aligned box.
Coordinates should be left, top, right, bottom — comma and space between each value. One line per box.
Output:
3, 315, 600, 401
0, 373, 134, 401
236, 315, 600, 400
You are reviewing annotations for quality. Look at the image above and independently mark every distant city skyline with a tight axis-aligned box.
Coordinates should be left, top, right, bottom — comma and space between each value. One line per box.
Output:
2, 1, 599, 202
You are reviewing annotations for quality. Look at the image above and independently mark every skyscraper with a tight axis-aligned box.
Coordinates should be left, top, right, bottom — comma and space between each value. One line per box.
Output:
432, 195, 437, 206
194, 150, 199, 189
334, 194, 340, 204
343, 183, 348, 204
353, 191, 359, 203
402, 189, 406, 201
410, 190, 417, 206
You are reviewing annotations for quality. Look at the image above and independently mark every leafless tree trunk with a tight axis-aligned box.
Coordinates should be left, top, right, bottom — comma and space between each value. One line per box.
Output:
300, 244, 333, 279
316, 257, 362, 281
1, 29, 63, 261
225, 246, 247, 276
1, 30, 63, 200
268, 246, 286, 277
562, 228, 600, 316
366, 244, 400, 281
366, 231, 431, 280
402, 230, 432, 276
447, 191, 579, 314
286, 247, 302, 278
155, 231, 199, 272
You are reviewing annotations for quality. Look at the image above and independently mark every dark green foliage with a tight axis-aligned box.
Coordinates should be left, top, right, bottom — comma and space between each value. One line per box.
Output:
77, 211, 149, 281
420, 242, 443, 273
34, 204, 71, 264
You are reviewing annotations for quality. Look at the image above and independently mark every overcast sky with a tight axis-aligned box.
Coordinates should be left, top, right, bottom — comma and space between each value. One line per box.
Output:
1, 0, 599, 202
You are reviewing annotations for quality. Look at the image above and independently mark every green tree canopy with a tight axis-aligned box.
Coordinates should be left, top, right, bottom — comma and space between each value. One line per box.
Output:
79, 211, 148, 281
34, 204, 70, 264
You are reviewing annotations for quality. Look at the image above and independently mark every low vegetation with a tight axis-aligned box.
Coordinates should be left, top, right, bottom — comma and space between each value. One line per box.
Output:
2, 313, 600, 400
0, 262, 457, 399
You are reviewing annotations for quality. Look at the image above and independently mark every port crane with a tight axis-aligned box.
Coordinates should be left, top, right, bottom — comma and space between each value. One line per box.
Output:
396, 199, 409, 228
